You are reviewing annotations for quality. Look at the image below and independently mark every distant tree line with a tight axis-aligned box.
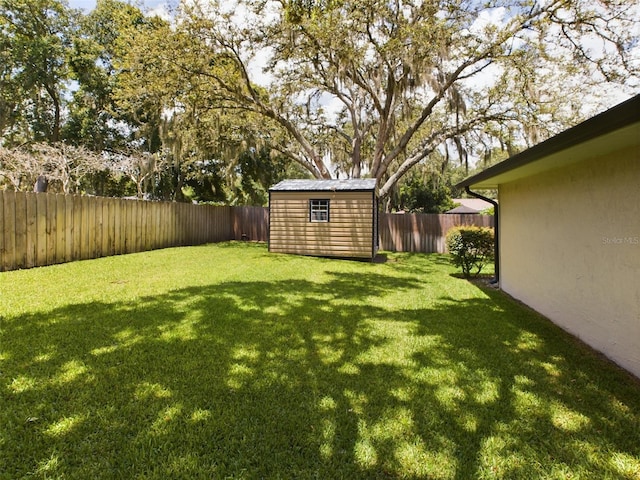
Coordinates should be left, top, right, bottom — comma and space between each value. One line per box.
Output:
1, 0, 637, 210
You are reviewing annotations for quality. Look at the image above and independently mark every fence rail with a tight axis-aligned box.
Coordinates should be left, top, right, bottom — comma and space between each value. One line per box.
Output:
1, 193, 493, 272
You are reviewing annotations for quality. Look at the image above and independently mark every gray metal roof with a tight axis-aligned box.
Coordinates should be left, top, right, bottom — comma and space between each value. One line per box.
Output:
446, 205, 482, 214
270, 179, 377, 192
449, 198, 494, 212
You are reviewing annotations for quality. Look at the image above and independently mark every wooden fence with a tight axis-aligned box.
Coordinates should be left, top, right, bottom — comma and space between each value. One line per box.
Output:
379, 212, 494, 253
0, 192, 237, 272
0, 193, 494, 271
231, 206, 269, 242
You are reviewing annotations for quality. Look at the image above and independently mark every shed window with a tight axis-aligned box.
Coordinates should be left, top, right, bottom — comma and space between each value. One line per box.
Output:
310, 199, 330, 222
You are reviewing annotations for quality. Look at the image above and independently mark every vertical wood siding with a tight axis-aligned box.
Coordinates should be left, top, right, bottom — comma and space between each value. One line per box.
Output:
0, 193, 233, 272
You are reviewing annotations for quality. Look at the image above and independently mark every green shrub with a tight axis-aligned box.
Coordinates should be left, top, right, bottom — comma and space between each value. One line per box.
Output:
480, 206, 495, 216
446, 226, 494, 277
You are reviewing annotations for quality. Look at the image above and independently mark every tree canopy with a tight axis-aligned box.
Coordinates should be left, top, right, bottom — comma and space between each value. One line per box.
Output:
0, 0, 638, 203
172, 0, 638, 198
0, 0, 75, 143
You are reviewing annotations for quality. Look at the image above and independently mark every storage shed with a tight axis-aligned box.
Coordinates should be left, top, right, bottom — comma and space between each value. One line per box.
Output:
269, 179, 378, 259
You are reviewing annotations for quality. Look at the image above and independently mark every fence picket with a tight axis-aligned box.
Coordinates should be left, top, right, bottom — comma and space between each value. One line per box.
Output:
82, 196, 91, 260
36, 194, 48, 266
14, 192, 27, 269
46, 194, 57, 265
112, 199, 121, 255
71, 195, 81, 261
3, 191, 16, 271
25, 193, 37, 268
95, 196, 103, 259
56, 194, 66, 263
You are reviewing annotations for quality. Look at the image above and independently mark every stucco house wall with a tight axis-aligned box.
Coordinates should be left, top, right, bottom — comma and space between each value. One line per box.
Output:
457, 94, 640, 378
498, 146, 640, 377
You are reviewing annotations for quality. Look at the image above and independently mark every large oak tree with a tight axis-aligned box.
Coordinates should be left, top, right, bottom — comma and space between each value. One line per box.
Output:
172, 0, 638, 198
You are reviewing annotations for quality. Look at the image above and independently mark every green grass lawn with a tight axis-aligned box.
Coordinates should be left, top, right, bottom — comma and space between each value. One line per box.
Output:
1, 242, 639, 479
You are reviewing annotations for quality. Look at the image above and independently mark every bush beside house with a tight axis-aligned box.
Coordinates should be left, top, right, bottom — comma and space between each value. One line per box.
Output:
446, 226, 495, 277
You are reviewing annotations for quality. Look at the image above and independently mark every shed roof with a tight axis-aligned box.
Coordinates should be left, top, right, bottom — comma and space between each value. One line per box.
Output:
270, 179, 377, 192
457, 94, 640, 190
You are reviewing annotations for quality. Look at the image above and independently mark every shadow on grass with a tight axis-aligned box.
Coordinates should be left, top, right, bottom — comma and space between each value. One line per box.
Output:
2, 268, 640, 479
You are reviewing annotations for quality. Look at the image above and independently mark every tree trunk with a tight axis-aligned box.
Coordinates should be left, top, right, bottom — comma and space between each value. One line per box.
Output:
352, 137, 362, 178
44, 84, 61, 142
